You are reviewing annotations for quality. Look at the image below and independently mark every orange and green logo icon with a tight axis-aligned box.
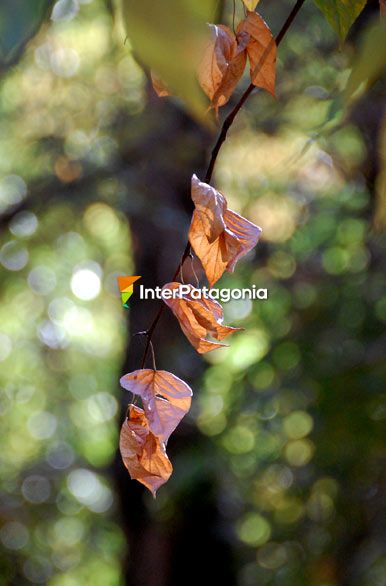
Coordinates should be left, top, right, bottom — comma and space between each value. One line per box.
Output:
117, 276, 141, 307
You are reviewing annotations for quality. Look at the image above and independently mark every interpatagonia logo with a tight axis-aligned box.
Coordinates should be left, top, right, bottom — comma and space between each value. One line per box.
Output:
117, 276, 268, 306
117, 276, 141, 307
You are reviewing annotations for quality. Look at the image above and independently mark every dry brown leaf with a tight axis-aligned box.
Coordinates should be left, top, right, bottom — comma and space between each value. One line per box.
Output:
188, 175, 262, 286
242, 0, 260, 9
197, 24, 248, 112
162, 282, 242, 353
120, 369, 192, 442
237, 11, 276, 96
119, 404, 172, 496
381, 0, 386, 16
191, 173, 227, 241
151, 71, 171, 97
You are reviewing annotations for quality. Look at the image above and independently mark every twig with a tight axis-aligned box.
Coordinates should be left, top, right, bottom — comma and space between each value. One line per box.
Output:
149, 340, 157, 370
140, 241, 190, 368
206, 0, 307, 183
138, 0, 307, 369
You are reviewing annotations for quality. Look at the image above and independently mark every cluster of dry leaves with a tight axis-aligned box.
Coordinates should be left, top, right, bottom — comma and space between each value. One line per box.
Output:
120, 174, 262, 494
120, 4, 268, 495
119, 0, 384, 495
152, 9, 276, 113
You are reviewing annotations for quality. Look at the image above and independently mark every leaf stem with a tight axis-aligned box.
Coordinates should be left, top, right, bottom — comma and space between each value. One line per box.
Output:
138, 0, 306, 369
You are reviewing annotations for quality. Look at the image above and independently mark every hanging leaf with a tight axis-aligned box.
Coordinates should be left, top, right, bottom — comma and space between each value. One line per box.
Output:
188, 175, 262, 286
313, 0, 367, 40
190, 173, 227, 241
237, 11, 276, 96
121, 0, 216, 119
119, 404, 172, 496
162, 282, 242, 353
197, 24, 248, 112
242, 0, 260, 10
120, 369, 192, 442
344, 20, 386, 102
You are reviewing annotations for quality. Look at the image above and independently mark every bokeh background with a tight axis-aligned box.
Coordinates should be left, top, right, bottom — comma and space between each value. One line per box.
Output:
0, 0, 385, 584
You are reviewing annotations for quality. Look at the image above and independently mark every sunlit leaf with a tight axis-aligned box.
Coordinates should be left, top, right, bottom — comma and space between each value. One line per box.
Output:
197, 24, 248, 113
188, 174, 262, 286
162, 282, 242, 353
120, 404, 172, 496
242, 0, 260, 10
237, 11, 276, 96
120, 369, 192, 442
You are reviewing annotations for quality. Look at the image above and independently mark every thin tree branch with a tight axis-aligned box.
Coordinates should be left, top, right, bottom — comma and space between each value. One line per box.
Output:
206, 0, 307, 183
140, 241, 190, 368
139, 0, 307, 369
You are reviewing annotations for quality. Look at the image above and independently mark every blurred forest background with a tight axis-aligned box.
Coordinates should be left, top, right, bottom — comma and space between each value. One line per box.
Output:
0, 0, 386, 585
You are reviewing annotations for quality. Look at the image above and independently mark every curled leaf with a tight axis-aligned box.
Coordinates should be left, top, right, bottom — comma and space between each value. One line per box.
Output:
120, 369, 192, 442
188, 175, 262, 286
237, 11, 276, 96
191, 173, 227, 241
197, 24, 248, 112
119, 404, 172, 496
162, 282, 242, 353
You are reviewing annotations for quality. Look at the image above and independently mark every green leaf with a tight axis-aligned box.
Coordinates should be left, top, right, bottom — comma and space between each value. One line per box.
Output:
375, 119, 386, 231
344, 20, 386, 100
313, 0, 367, 40
0, 0, 53, 69
120, 0, 216, 120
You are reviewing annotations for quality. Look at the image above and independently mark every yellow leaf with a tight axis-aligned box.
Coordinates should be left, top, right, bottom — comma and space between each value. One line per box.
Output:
242, 0, 260, 10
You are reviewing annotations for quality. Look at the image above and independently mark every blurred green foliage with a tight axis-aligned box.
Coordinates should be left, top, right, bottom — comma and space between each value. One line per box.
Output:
0, 0, 139, 582
0, 0, 385, 585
